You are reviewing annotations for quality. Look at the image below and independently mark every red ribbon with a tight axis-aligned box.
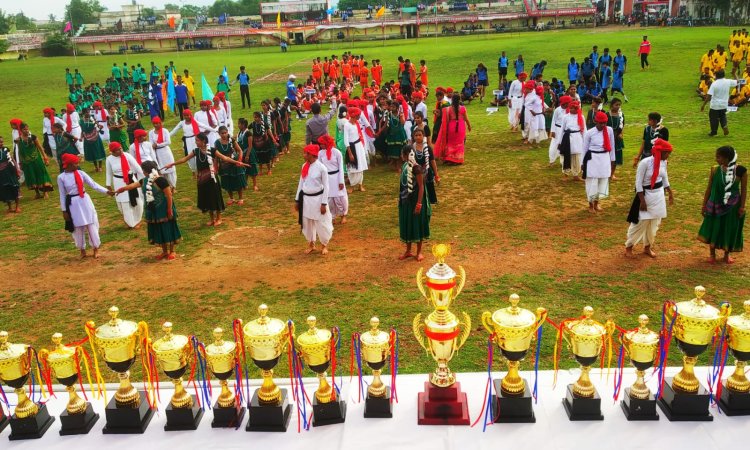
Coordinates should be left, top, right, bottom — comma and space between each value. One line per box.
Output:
425, 280, 456, 291
424, 328, 461, 342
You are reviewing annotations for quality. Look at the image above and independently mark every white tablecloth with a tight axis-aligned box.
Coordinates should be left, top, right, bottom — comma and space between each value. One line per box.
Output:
2, 367, 744, 450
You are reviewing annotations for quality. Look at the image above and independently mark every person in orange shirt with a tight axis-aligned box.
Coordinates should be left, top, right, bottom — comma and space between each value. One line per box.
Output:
329, 56, 340, 83
359, 61, 370, 91
397, 56, 405, 80
372, 60, 382, 87
323, 57, 330, 83
312, 59, 323, 84
342, 59, 352, 82
352, 56, 360, 78
419, 60, 428, 87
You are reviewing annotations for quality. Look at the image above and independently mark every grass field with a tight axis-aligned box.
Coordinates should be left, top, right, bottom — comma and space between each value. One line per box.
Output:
1, 26, 749, 380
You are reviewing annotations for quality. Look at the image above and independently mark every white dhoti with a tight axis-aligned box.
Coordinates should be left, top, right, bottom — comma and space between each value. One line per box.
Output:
328, 196, 349, 218
155, 146, 177, 188
563, 153, 583, 177
528, 127, 547, 144
508, 100, 521, 127
73, 220, 101, 250
70, 126, 83, 153
585, 177, 609, 202
117, 198, 144, 227
185, 137, 197, 172
348, 171, 363, 187
302, 214, 334, 245
625, 218, 661, 247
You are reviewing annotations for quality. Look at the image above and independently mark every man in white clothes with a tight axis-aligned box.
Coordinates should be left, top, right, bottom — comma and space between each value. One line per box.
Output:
317, 135, 348, 224
171, 108, 214, 173
700, 69, 739, 136
344, 107, 368, 192
559, 100, 585, 181
217, 92, 233, 135
295, 144, 333, 255
194, 100, 220, 147
212, 96, 229, 133
105, 141, 145, 228
507, 72, 526, 131
92, 101, 110, 142
582, 111, 616, 213
43, 108, 66, 157
149, 117, 177, 188
548, 95, 570, 166
63, 103, 84, 153
129, 129, 157, 164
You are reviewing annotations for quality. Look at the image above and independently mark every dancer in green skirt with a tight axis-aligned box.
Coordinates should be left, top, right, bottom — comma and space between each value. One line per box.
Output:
215, 126, 247, 205
384, 100, 407, 171
80, 109, 106, 173
237, 118, 259, 191
18, 123, 54, 199
107, 105, 129, 150
698, 145, 747, 263
398, 145, 431, 262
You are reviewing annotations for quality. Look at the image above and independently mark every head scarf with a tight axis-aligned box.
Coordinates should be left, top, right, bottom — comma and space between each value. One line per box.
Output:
568, 100, 585, 132
182, 109, 201, 136
649, 138, 673, 189
133, 129, 148, 165
217, 91, 228, 112
301, 144, 319, 178
317, 135, 335, 160
559, 95, 572, 107
595, 111, 612, 151
535, 86, 544, 96
62, 154, 85, 198
152, 117, 166, 144
43, 108, 56, 122
348, 107, 361, 119
65, 103, 75, 132
519, 72, 528, 80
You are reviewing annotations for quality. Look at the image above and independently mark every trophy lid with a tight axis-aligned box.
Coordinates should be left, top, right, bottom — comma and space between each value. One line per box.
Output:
727, 300, 750, 332
243, 304, 286, 338
674, 286, 722, 320
205, 327, 236, 356
625, 315, 659, 345
152, 322, 189, 355
360, 317, 390, 346
94, 306, 139, 340
0, 331, 29, 363
296, 316, 332, 347
566, 306, 608, 337
424, 244, 457, 282
491, 294, 538, 329
46, 332, 76, 363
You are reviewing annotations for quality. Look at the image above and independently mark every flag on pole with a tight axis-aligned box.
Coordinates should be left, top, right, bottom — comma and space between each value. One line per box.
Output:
167, 69, 176, 110
276, 12, 281, 29
222, 66, 229, 83
201, 74, 214, 101
63, 21, 72, 33
375, 6, 385, 17
168, 17, 176, 28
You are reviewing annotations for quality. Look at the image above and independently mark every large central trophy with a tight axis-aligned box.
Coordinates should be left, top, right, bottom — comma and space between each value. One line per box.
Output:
718, 300, 750, 416
619, 315, 660, 421
243, 304, 293, 432
657, 286, 729, 421
296, 316, 346, 426
413, 244, 471, 425
152, 322, 204, 430
561, 306, 615, 421
89, 306, 154, 434
360, 317, 393, 418
0, 331, 55, 440
205, 328, 246, 428
481, 294, 546, 423
40, 333, 100, 435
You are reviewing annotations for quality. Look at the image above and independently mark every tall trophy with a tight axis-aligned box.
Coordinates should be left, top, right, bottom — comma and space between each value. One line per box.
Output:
657, 286, 729, 421
481, 294, 547, 423
619, 315, 660, 421
295, 316, 346, 426
205, 327, 246, 428
243, 304, 293, 432
718, 299, 750, 415
561, 306, 615, 421
152, 322, 204, 430
89, 306, 154, 434
360, 317, 393, 418
0, 331, 55, 440
39, 333, 100, 435
413, 244, 471, 425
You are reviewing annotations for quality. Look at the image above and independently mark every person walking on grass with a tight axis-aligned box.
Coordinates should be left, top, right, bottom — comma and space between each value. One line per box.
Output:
295, 144, 333, 255
698, 145, 747, 264
399, 145, 431, 262
638, 35, 651, 70
214, 126, 247, 206
317, 135, 348, 224
0, 137, 21, 213
106, 141, 144, 229
582, 111, 615, 213
18, 123, 54, 199
701, 69, 738, 137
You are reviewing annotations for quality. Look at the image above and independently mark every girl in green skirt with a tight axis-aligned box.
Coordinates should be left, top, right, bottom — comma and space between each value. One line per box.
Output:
107, 105, 128, 150
398, 145, 431, 262
237, 118, 259, 191
698, 146, 747, 264
215, 126, 247, 205
80, 109, 106, 172
18, 123, 54, 199
385, 101, 407, 171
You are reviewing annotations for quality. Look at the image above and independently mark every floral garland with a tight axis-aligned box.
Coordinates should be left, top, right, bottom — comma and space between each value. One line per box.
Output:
145, 168, 159, 204
406, 149, 417, 194
197, 146, 217, 183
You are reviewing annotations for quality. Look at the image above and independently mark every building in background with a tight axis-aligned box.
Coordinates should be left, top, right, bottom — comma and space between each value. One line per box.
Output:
260, 0, 330, 23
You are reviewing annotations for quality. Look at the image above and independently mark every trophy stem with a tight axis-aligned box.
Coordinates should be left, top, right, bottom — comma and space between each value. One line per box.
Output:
726, 359, 750, 393
501, 359, 525, 396
430, 361, 456, 388
66, 384, 87, 415
217, 379, 235, 408
170, 377, 193, 408
315, 372, 333, 404
368, 369, 386, 398
115, 370, 141, 407
13, 387, 39, 419
258, 369, 282, 405
573, 365, 595, 398
673, 355, 700, 394
629, 369, 651, 400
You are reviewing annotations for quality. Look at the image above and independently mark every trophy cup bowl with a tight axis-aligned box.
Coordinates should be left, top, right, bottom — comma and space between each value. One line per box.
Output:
296, 316, 334, 403
621, 315, 659, 400
481, 294, 547, 396
562, 306, 615, 398
667, 286, 730, 393
42, 333, 87, 414
360, 317, 391, 398
0, 331, 37, 419
91, 306, 141, 407
725, 300, 750, 394
152, 322, 193, 409
205, 328, 238, 409
243, 304, 290, 405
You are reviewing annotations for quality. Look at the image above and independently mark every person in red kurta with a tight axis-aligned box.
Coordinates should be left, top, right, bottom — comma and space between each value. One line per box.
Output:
359, 62, 370, 91
419, 60, 428, 87
312, 60, 323, 84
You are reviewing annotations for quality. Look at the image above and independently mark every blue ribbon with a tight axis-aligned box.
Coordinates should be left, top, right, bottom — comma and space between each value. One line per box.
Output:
353, 335, 365, 402
190, 336, 212, 410
612, 333, 625, 401
655, 301, 677, 399
332, 326, 342, 397
533, 326, 542, 403
391, 330, 399, 403
482, 336, 494, 432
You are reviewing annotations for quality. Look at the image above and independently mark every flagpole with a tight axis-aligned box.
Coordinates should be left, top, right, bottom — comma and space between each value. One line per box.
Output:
68, 9, 78, 62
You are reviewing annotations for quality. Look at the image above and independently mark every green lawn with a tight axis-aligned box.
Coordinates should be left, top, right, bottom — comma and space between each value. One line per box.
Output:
1, 26, 748, 381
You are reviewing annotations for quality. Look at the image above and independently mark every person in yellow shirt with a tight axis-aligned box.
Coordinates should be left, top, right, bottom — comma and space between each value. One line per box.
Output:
182, 69, 196, 106
713, 46, 728, 72
699, 49, 714, 75
730, 39, 744, 77
729, 83, 750, 107
697, 70, 713, 100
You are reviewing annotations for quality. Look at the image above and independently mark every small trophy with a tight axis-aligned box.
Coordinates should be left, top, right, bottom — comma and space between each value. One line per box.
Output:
619, 315, 660, 421
243, 304, 293, 432
657, 286, 729, 421
205, 327, 246, 428
561, 306, 615, 421
295, 316, 346, 427
413, 244, 471, 425
0, 331, 55, 440
152, 322, 204, 430
481, 294, 547, 423
719, 300, 750, 416
89, 306, 154, 434
40, 333, 100, 434
360, 317, 393, 418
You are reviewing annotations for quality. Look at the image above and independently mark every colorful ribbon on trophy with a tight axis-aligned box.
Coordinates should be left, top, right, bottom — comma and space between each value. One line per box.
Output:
544, 316, 563, 387
38, 351, 56, 399
0, 379, 11, 412
84, 321, 108, 404
389, 328, 399, 404
611, 325, 636, 402
532, 325, 543, 403
349, 333, 365, 403
232, 319, 251, 402
287, 319, 310, 432
655, 300, 677, 399
190, 336, 213, 410
331, 326, 341, 401
137, 321, 160, 410
707, 303, 731, 409
471, 334, 495, 431
28, 347, 49, 404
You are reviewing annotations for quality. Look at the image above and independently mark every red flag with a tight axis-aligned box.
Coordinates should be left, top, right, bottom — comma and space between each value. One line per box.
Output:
168, 17, 176, 28
63, 21, 72, 33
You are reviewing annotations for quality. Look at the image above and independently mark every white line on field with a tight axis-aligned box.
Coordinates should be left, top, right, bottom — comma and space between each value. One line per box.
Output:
251, 57, 308, 85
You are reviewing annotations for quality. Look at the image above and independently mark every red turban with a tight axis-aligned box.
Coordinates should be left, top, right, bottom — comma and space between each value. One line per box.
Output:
109, 142, 122, 152
65, 105, 75, 132
650, 138, 673, 188
62, 154, 85, 198
301, 144, 320, 178
412, 91, 423, 100
217, 91, 228, 111
595, 111, 612, 151
535, 86, 544, 96
340, 91, 349, 102
446, 87, 454, 94
93, 101, 103, 108
348, 107, 361, 118
66, 103, 75, 113
595, 111, 609, 123
519, 72, 528, 79
317, 135, 335, 160
134, 129, 148, 138
9, 119, 22, 130
183, 109, 192, 117
435, 86, 445, 93
151, 117, 162, 124
568, 101, 585, 132
133, 129, 147, 164
559, 95, 572, 106
524, 81, 536, 90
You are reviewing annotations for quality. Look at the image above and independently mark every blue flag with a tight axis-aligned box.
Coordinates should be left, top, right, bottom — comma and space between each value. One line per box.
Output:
167, 69, 176, 110
201, 74, 214, 101
222, 66, 229, 83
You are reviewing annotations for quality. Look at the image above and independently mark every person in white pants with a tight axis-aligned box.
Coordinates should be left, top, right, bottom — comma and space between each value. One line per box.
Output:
63, 104, 84, 154
507, 72, 526, 131
43, 108, 66, 158
549, 95, 570, 166
149, 117, 177, 188
582, 111, 616, 213
295, 144, 333, 255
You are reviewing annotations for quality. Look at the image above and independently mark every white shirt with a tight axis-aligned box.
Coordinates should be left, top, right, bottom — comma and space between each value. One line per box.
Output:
583, 126, 616, 179
415, 101, 428, 124
149, 128, 171, 148
708, 78, 739, 110
43, 116, 66, 135
93, 109, 108, 125
295, 160, 329, 221
193, 111, 219, 134
106, 153, 145, 203
129, 141, 157, 163
58, 170, 108, 226
635, 156, 670, 219
508, 80, 523, 98
318, 148, 345, 198
63, 111, 81, 130
343, 120, 368, 172
561, 114, 585, 154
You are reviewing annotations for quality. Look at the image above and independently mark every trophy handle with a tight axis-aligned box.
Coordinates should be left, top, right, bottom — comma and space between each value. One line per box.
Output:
619, 333, 631, 358
533, 307, 548, 339
413, 314, 427, 352
281, 322, 295, 353
454, 266, 466, 298
456, 311, 472, 351
481, 311, 495, 337
416, 267, 428, 300
664, 302, 676, 324
719, 302, 732, 325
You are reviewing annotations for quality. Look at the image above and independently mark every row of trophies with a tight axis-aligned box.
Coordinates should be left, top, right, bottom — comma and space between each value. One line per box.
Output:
0, 244, 749, 441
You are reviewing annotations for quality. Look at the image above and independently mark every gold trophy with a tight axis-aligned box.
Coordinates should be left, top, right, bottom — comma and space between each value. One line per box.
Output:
619, 315, 660, 420
360, 317, 394, 418
658, 286, 730, 421
561, 306, 615, 421
152, 322, 203, 430
89, 306, 154, 434
205, 327, 246, 428
243, 304, 293, 431
0, 331, 55, 440
296, 316, 346, 426
719, 299, 750, 415
481, 294, 547, 423
413, 244, 471, 425
39, 333, 100, 434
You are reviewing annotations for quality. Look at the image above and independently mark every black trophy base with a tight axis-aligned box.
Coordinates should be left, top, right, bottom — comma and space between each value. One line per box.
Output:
364, 390, 393, 418
59, 403, 100, 435
562, 384, 603, 421
0, 413, 8, 434
657, 378, 713, 422
8, 403, 55, 441
246, 389, 292, 432
102, 392, 155, 434
312, 397, 347, 427
164, 399, 204, 431
620, 389, 659, 421
491, 379, 536, 423
718, 385, 750, 416
211, 402, 246, 428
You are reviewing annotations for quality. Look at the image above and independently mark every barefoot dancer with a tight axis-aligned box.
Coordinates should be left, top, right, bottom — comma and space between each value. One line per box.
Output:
17, 123, 54, 199
582, 111, 615, 213
399, 146, 431, 262
317, 135, 348, 224
0, 137, 21, 213
105, 142, 144, 229
344, 107, 368, 192
295, 144, 333, 255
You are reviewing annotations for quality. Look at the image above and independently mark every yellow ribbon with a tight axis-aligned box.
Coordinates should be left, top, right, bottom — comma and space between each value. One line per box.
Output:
84, 321, 108, 403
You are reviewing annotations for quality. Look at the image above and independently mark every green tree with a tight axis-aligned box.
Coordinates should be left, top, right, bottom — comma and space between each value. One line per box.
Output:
41, 32, 73, 56
164, 3, 180, 11
0, 39, 9, 54
48, 14, 58, 23
0, 9, 10, 34
141, 7, 156, 18
13, 13, 36, 31
180, 4, 209, 17
65, 0, 106, 26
